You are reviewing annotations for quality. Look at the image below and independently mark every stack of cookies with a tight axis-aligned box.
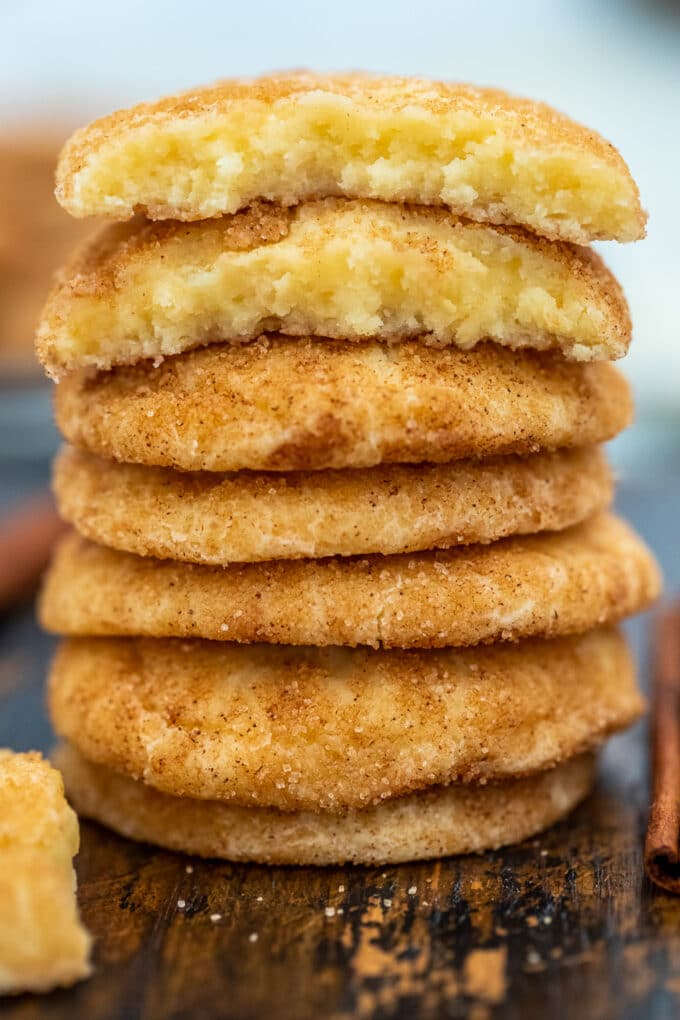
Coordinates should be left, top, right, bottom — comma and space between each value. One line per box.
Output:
37, 73, 661, 865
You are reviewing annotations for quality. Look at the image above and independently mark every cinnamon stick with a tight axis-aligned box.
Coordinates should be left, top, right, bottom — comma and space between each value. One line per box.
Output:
645, 601, 680, 892
0, 493, 66, 612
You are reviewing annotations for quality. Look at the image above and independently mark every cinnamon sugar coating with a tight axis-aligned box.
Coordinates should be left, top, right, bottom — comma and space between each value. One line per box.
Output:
54, 339, 633, 473
56, 72, 645, 244
48, 628, 641, 813
53, 445, 613, 563
37, 199, 631, 377
57, 743, 595, 866
41, 515, 660, 649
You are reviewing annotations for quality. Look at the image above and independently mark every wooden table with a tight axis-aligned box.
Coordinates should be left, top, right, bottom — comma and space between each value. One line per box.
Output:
1, 454, 679, 1020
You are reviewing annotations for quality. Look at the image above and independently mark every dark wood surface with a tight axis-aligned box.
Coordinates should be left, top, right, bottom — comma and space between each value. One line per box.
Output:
1, 447, 679, 1020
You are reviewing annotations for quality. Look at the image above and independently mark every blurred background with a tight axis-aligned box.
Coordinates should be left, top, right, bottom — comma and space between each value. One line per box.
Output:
0, 0, 678, 530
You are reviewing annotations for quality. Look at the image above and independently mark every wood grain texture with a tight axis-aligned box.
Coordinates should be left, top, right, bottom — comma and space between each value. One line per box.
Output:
1, 466, 679, 1020
3, 615, 680, 1020
2, 740, 680, 1020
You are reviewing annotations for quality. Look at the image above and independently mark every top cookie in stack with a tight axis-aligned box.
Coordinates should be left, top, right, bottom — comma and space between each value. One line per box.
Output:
54, 73, 644, 239
38, 72, 645, 378
38, 73, 660, 867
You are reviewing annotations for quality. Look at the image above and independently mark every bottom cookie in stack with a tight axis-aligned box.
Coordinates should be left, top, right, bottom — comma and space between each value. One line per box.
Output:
56, 744, 595, 867
49, 629, 641, 865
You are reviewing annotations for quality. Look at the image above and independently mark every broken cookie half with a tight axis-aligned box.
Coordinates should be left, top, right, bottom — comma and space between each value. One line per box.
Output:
0, 749, 91, 995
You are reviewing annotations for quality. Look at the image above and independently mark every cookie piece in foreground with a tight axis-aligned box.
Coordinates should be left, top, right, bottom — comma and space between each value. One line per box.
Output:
54, 339, 632, 473
48, 628, 641, 813
53, 445, 613, 563
56, 744, 595, 866
41, 516, 660, 649
37, 200, 630, 377
55, 72, 645, 245
0, 750, 91, 995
